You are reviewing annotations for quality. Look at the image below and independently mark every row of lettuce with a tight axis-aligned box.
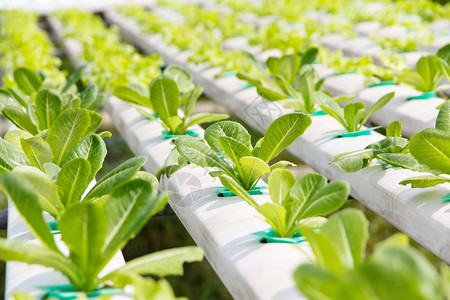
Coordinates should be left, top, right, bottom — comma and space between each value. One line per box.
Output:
221, 0, 450, 25
1, 7, 449, 300
118, 2, 450, 97
0, 10, 203, 300
220, 0, 449, 52
51, 7, 450, 300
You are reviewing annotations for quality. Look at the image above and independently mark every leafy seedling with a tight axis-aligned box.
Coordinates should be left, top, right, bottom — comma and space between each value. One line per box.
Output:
174, 113, 312, 190
3, 156, 151, 221
0, 67, 105, 136
294, 209, 446, 300
220, 169, 349, 238
114, 65, 228, 135
398, 101, 450, 188
316, 91, 395, 133
0, 172, 203, 298
398, 44, 450, 93
0, 107, 109, 181
331, 102, 450, 188
331, 120, 411, 173
237, 49, 324, 114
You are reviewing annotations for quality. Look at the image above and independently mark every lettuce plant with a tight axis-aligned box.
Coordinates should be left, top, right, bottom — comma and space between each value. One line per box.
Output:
0, 67, 105, 136
331, 120, 410, 172
219, 169, 349, 238
3, 156, 152, 222
114, 66, 229, 135
294, 208, 449, 300
0, 107, 106, 171
237, 50, 323, 114
174, 113, 311, 190
332, 102, 450, 188
398, 44, 450, 93
316, 91, 395, 132
398, 102, 450, 188
0, 171, 203, 298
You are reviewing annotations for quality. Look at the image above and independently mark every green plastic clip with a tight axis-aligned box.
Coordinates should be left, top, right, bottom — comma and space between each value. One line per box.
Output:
47, 221, 60, 234
407, 91, 437, 100
215, 184, 267, 197
253, 228, 305, 244
370, 81, 395, 87
38, 284, 122, 299
308, 109, 327, 117
162, 129, 199, 139
441, 193, 450, 202
333, 126, 382, 138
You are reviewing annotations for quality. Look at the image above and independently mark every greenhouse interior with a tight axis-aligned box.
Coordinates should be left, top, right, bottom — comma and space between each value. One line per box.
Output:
0, 0, 449, 299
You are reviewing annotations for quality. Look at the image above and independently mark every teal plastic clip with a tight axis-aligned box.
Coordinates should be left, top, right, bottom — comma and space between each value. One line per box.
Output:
253, 228, 305, 244
309, 109, 327, 117
441, 193, 450, 202
370, 81, 395, 87
329, 71, 357, 77
162, 129, 199, 139
407, 91, 437, 100
333, 126, 382, 138
224, 70, 236, 77
215, 184, 267, 197
47, 221, 60, 234
140, 112, 159, 120
38, 284, 122, 300
379, 160, 393, 170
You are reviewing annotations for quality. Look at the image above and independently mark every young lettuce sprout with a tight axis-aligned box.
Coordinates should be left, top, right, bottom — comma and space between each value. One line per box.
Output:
398, 101, 450, 188
331, 120, 411, 173
398, 43, 450, 93
294, 209, 449, 300
174, 113, 311, 190
0, 67, 105, 136
113, 65, 228, 135
316, 91, 395, 132
0, 107, 109, 176
0, 171, 203, 298
220, 169, 349, 238
237, 49, 324, 114
331, 102, 450, 188
3, 156, 151, 222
